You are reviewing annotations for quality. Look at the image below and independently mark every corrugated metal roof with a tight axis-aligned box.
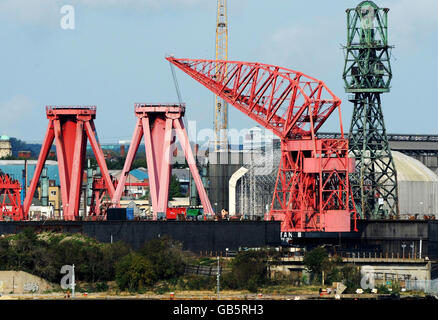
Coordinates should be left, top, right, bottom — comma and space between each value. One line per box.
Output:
393, 151, 438, 182
109, 168, 148, 182
130, 168, 148, 181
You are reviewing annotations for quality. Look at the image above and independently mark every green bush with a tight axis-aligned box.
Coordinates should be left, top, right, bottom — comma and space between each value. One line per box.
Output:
138, 236, 186, 280
303, 246, 329, 284
246, 276, 260, 293
113, 236, 187, 292
180, 275, 215, 290
341, 264, 362, 293
222, 249, 278, 291
221, 272, 238, 290
95, 282, 109, 292
115, 253, 156, 292
0, 229, 132, 286
391, 281, 401, 294
153, 281, 171, 294
198, 257, 215, 266
303, 247, 344, 285
376, 284, 391, 294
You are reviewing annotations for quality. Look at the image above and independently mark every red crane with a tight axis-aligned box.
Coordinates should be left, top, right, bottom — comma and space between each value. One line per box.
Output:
0, 171, 23, 221
89, 176, 149, 219
23, 106, 115, 220
111, 104, 213, 219
167, 57, 356, 232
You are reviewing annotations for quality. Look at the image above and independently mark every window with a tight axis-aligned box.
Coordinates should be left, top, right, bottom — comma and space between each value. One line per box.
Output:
375, 272, 384, 280
51, 190, 57, 196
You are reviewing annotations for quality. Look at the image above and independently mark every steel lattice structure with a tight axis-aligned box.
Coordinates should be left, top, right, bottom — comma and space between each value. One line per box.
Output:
0, 171, 23, 221
237, 147, 280, 219
214, 0, 229, 151
89, 176, 114, 219
168, 57, 356, 232
343, 1, 399, 219
89, 175, 149, 219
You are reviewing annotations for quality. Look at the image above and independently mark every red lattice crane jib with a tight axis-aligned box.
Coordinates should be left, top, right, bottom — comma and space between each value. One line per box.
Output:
167, 57, 357, 232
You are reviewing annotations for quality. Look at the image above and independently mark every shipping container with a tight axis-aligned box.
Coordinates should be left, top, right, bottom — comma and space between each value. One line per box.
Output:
166, 207, 187, 220
126, 207, 134, 221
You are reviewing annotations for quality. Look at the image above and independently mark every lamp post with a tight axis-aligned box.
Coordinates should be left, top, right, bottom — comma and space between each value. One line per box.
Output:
410, 243, 415, 259
401, 243, 406, 259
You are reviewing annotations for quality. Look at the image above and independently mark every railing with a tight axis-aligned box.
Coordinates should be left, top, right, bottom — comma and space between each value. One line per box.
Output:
280, 251, 428, 263
317, 132, 438, 143
46, 105, 97, 111
184, 264, 221, 276
134, 103, 186, 108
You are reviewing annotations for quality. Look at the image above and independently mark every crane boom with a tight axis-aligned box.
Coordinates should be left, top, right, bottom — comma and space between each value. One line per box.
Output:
167, 57, 342, 140
167, 56, 356, 233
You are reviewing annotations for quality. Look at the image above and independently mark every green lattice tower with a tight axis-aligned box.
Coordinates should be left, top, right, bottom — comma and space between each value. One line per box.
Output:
342, 1, 399, 219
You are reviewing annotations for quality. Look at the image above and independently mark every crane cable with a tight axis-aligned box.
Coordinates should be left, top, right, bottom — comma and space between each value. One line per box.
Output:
168, 59, 189, 148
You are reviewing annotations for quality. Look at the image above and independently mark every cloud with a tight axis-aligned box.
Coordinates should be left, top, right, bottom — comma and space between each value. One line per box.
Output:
262, 0, 438, 75
261, 19, 343, 78
0, 0, 59, 24
81, 0, 206, 7
0, 95, 38, 138
377, 0, 438, 51
0, 0, 208, 25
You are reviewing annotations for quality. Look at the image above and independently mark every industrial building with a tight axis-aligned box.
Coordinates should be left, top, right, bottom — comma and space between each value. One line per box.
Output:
0, 135, 12, 158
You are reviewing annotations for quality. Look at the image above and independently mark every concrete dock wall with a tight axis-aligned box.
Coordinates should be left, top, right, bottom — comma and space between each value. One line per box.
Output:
0, 221, 281, 253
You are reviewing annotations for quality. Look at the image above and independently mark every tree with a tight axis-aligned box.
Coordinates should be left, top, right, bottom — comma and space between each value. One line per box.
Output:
341, 264, 362, 293
132, 158, 147, 169
169, 175, 182, 199
303, 246, 332, 284
100, 241, 131, 281
115, 253, 156, 292
0, 230, 135, 287
138, 236, 185, 280
326, 255, 343, 284
222, 249, 278, 292
0, 237, 12, 270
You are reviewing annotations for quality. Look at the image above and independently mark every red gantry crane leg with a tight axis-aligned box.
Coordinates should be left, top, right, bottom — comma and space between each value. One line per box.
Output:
112, 104, 213, 220
22, 106, 115, 220
167, 57, 356, 232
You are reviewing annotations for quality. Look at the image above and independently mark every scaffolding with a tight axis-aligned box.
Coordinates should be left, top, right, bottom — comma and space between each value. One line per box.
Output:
235, 147, 281, 219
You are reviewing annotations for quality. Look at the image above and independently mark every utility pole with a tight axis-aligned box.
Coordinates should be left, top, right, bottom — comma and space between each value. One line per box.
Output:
322, 270, 325, 286
71, 264, 76, 298
216, 256, 220, 299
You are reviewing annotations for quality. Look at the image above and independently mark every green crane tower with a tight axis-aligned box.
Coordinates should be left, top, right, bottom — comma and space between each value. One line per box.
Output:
342, 1, 399, 219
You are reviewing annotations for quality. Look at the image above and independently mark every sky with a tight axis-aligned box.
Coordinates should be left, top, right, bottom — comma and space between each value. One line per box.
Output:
0, 0, 437, 144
